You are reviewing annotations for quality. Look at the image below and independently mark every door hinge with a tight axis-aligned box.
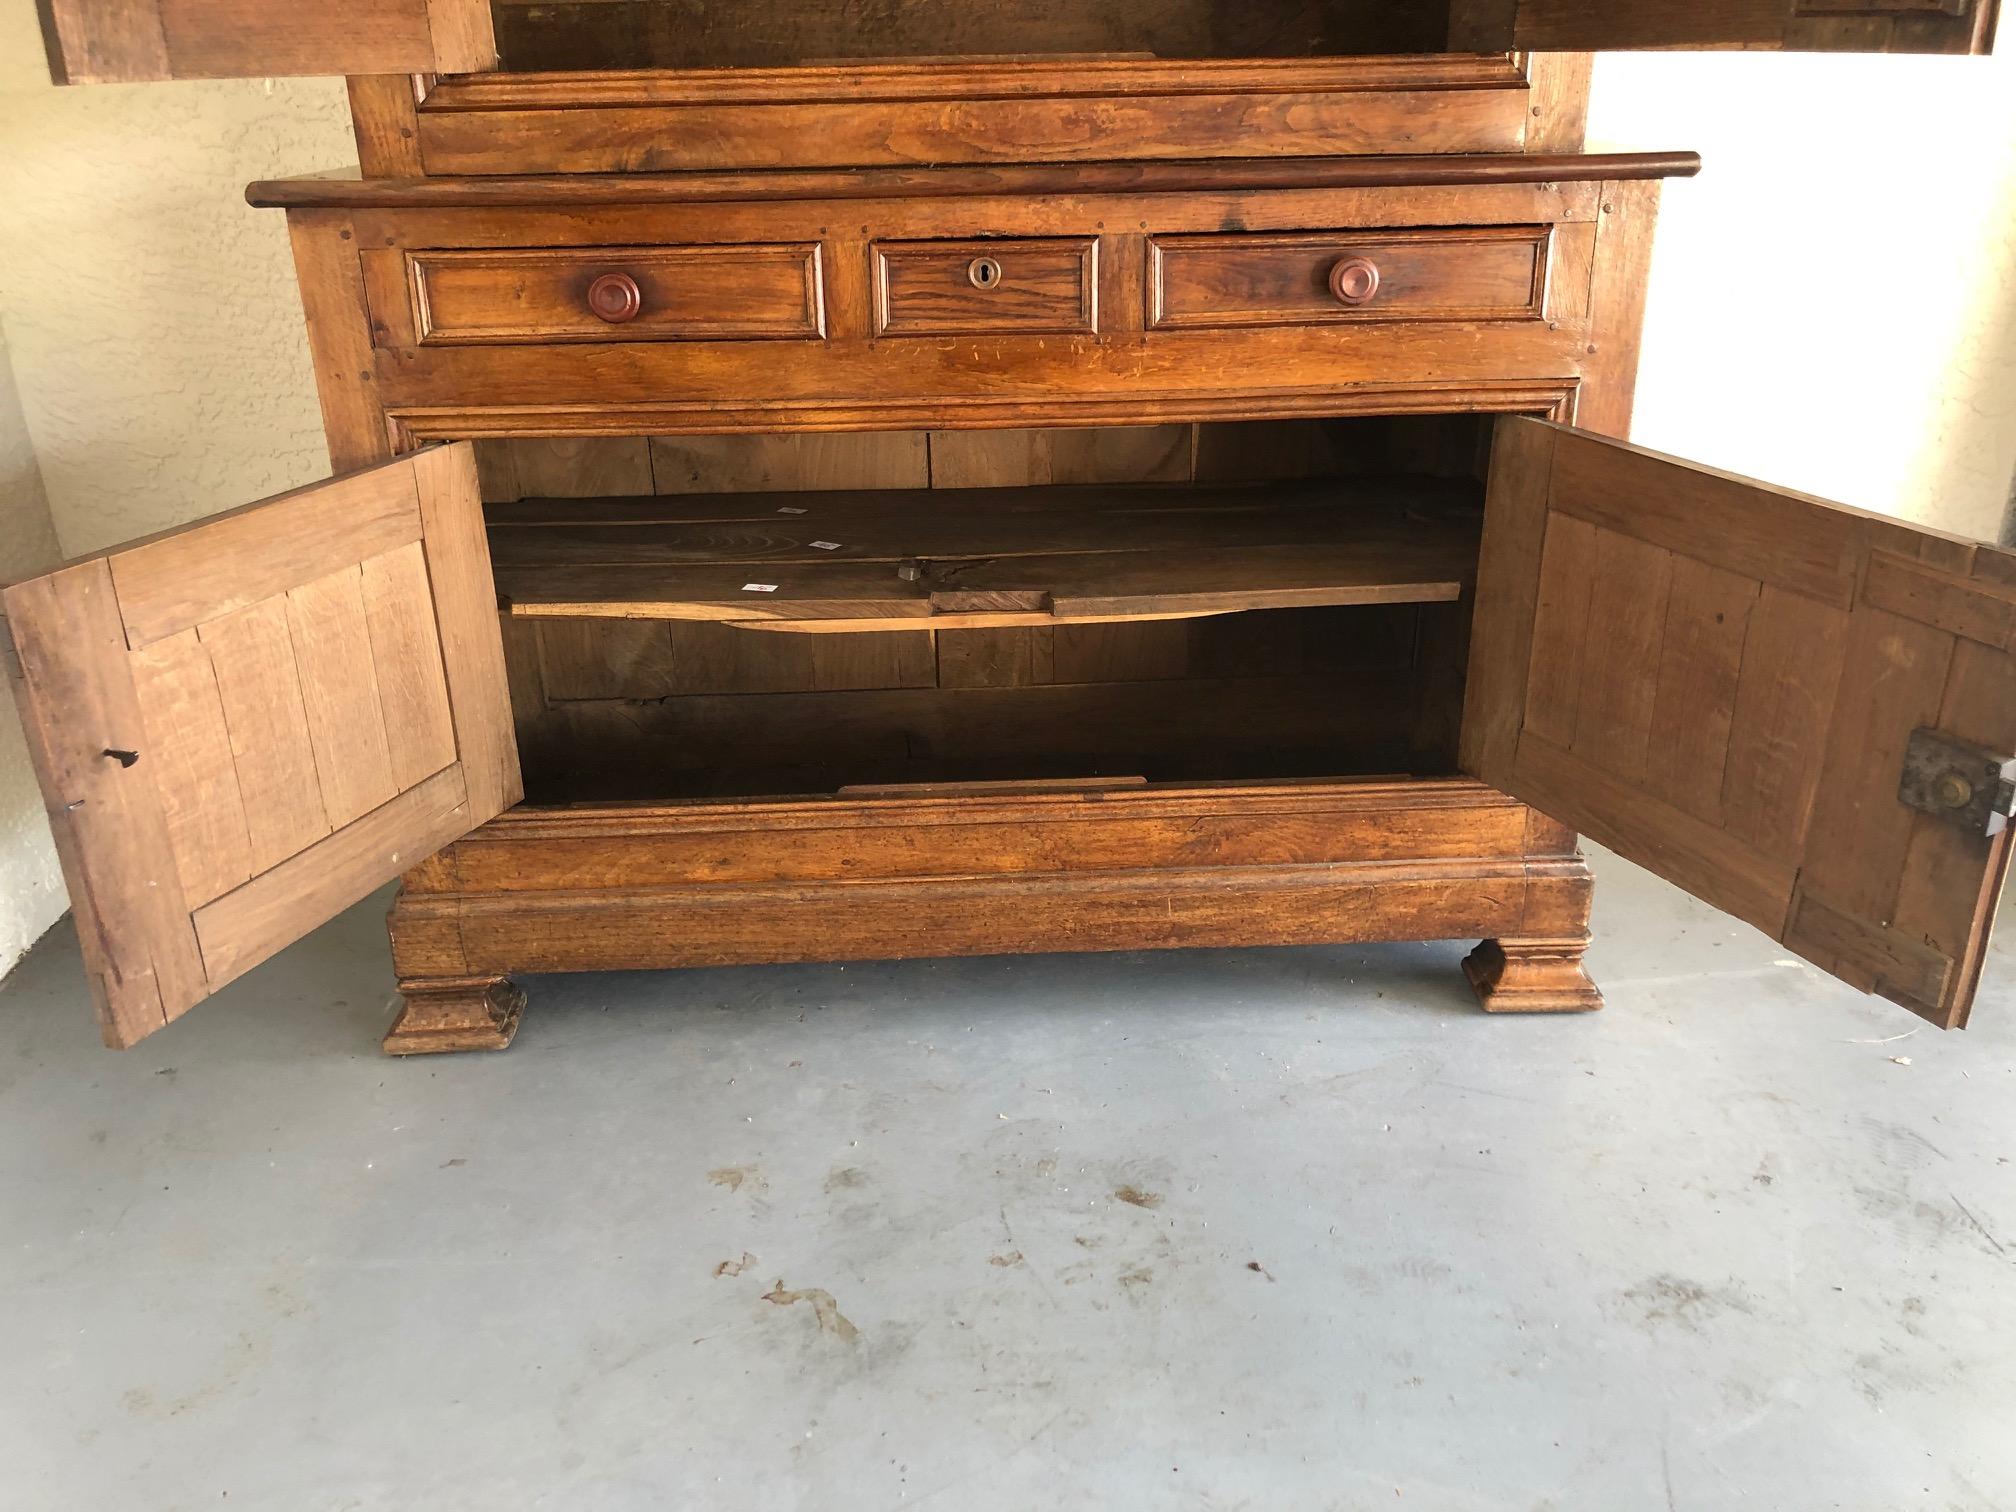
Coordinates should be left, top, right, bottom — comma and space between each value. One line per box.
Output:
1898, 727, 2016, 837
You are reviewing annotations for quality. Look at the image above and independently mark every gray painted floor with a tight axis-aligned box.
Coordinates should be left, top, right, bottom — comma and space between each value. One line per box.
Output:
1, 849, 2012, 1512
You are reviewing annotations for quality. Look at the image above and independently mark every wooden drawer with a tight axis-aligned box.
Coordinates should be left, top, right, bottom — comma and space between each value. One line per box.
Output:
257, 156, 1703, 449
407, 244, 826, 345
1147, 227, 1551, 331
873, 238, 1098, 337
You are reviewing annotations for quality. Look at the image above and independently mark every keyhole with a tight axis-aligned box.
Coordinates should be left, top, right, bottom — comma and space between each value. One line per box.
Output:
968, 257, 1002, 291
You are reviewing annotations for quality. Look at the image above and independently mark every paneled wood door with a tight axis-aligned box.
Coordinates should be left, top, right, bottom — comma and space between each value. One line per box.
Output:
1466, 418, 2016, 1028
1, 445, 518, 1048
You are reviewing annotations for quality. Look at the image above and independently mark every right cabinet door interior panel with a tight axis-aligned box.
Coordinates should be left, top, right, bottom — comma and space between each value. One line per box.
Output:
1464, 417, 2016, 1027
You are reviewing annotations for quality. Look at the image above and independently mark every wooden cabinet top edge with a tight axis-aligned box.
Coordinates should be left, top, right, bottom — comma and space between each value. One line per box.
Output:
248, 152, 1701, 210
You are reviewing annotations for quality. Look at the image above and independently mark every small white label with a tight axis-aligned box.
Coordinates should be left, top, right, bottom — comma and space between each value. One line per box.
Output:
742, 582, 779, 593
810, 540, 843, 551
776, 505, 808, 515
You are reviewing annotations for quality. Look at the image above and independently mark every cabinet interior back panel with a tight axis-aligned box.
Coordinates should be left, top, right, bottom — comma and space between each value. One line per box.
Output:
479, 419, 1483, 799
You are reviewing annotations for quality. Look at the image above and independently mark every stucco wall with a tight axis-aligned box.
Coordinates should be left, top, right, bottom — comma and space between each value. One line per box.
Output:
0, 19, 2012, 982
0, 0, 355, 979
0, 330, 66, 972
0, 3, 354, 558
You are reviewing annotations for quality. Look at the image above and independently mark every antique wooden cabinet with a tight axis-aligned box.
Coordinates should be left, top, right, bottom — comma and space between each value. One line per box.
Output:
8, 0, 2011, 1055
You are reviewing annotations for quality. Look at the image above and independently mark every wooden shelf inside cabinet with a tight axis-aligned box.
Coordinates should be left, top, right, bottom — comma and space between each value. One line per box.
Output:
487, 476, 1483, 633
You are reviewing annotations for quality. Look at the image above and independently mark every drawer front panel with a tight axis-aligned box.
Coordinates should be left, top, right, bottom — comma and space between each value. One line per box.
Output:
874, 238, 1098, 337
409, 244, 826, 345
1148, 227, 1550, 331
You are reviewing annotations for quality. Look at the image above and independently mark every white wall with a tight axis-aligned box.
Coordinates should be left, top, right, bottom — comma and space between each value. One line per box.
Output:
0, 0, 354, 979
0, 0, 353, 559
0, 23, 2012, 980
1589, 48, 2016, 542
0, 330, 67, 971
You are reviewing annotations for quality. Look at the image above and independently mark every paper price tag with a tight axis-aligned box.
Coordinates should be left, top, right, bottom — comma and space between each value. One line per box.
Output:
810, 540, 843, 551
742, 582, 780, 593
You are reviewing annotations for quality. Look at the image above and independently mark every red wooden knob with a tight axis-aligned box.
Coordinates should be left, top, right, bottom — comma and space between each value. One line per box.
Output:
1328, 257, 1381, 307
587, 272, 643, 323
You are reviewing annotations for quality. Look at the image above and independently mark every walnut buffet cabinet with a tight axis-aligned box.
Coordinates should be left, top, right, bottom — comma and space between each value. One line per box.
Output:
8, 0, 2011, 1054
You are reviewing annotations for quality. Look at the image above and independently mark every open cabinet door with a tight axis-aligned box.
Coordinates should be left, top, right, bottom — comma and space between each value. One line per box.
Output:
1448, 0, 1998, 53
1465, 419, 2016, 1028
1, 445, 519, 1048
36, 0, 495, 83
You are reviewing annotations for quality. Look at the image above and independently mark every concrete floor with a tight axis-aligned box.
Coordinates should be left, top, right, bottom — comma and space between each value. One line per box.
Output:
1, 850, 2012, 1511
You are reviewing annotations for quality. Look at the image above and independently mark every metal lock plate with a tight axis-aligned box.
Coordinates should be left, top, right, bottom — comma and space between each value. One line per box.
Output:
1898, 727, 2016, 837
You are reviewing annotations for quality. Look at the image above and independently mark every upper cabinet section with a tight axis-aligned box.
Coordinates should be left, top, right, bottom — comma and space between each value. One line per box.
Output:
38, 0, 1995, 84
488, 0, 1451, 68
36, 0, 496, 84
487, 0, 1995, 68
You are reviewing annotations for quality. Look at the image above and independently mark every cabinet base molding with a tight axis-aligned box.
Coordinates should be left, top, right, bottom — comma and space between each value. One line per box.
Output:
384, 976, 526, 1055
383, 779, 1597, 1054
1463, 937, 1603, 1014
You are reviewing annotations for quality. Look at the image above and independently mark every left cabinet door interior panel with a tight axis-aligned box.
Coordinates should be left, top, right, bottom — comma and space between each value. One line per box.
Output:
0, 445, 520, 1048
36, 0, 497, 83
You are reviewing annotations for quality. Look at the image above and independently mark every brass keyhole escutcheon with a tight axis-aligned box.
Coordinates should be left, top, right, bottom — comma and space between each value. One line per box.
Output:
967, 257, 1003, 291
1935, 772, 1977, 809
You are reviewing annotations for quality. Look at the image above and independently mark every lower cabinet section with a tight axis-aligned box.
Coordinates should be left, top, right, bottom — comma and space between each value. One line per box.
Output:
382, 413, 1587, 1053
357, 408, 2016, 1049
382, 778, 1599, 1052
